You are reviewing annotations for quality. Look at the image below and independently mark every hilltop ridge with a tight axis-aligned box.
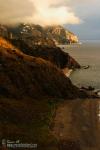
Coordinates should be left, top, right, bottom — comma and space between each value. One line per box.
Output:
0, 24, 78, 45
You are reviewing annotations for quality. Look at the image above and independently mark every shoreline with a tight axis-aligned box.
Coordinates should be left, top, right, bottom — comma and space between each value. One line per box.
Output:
57, 42, 82, 48
62, 67, 73, 77
62, 67, 100, 98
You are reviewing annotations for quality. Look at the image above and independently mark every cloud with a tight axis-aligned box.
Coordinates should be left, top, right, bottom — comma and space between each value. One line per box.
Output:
0, 0, 81, 25
0, 0, 36, 24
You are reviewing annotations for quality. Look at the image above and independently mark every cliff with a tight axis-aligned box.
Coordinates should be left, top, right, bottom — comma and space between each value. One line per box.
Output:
9, 39, 81, 69
0, 38, 88, 148
0, 37, 82, 99
7, 24, 80, 70
45, 25, 79, 44
0, 24, 78, 45
7, 23, 56, 46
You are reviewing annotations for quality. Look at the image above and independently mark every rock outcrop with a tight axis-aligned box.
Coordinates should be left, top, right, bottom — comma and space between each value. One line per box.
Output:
45, 25, 79, 44
0, 24, 78, 45
7, 23, 56, 46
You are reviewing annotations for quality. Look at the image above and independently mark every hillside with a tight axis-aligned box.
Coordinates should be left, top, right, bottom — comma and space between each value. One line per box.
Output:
0, 38, 88, 149
9, 39, 80, 69
0, 37, 83, 99
0, 24, 78, 45
6, 23, 56, 46
45, 25, 79, 44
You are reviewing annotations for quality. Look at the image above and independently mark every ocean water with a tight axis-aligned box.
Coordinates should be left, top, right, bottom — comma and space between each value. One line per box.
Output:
61, 41, 100, 89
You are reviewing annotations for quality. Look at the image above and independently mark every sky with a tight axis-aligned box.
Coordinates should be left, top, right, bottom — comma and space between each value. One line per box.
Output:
0, 0, 100, 40
66, 0, 100, 40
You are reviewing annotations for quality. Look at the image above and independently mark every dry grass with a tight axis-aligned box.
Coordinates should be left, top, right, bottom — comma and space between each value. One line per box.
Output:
0, 37, 14, 49
0, 97, 57, 149
0, 38, 80, 99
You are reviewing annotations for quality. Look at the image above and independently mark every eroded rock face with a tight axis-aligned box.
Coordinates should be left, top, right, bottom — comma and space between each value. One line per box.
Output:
45, 25, 79, 44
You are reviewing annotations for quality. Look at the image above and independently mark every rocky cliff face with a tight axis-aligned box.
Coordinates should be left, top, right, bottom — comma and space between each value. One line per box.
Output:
45, 25, 79, 44
9, 39, 80, 69
0, 24, 78, 45
0, 24, 9, 37
7, 23, 56, 46
66, 30, 79, 43
6, 24, 80, 70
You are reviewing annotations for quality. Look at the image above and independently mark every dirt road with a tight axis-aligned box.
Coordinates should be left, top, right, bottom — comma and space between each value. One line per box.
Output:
51, 99, 100, 150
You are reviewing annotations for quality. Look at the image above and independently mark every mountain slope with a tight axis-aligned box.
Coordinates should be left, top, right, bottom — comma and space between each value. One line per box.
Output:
45, 25, 79, 44
0, 37, 82, 99
9, 38, 80, 69
7, 24, 56, 46
0, 38, 88, 148
2, 24, 79, 45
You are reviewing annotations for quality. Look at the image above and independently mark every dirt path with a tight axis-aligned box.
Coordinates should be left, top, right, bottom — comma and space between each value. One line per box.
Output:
51, 99, 100, 150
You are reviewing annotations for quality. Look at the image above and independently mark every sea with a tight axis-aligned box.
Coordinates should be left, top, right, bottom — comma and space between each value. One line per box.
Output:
60, 40, 100, 89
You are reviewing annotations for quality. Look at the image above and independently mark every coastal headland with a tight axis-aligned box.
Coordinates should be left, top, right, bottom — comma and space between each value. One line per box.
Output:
0, 24, 99, 150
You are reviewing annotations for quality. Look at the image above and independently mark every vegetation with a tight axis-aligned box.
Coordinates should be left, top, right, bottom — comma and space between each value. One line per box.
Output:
9, 39, 80, 69
0, 38, 82, 99
0, 38, 87, 149
0, 97, 59, 149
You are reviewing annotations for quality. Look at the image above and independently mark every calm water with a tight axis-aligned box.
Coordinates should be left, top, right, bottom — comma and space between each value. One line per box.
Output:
61, 41, 100, 89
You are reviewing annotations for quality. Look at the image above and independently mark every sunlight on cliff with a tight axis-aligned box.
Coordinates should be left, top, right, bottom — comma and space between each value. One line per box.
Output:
0, 37, 14, 49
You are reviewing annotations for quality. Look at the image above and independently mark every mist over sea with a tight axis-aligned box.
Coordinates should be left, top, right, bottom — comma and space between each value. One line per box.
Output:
61, 41, 100, 89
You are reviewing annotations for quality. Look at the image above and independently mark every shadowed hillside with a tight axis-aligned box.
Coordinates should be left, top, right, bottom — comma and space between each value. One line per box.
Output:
0, 37, 82, 99
9, 39, 80, 69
